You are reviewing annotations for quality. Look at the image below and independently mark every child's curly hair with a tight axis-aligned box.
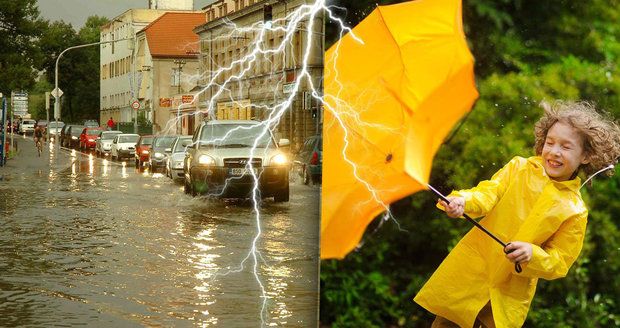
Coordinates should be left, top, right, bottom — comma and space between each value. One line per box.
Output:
534, 100, 620, 177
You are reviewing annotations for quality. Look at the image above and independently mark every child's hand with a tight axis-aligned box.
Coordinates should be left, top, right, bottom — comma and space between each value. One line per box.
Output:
437, 196, 465, 218
504, 242, 533, 263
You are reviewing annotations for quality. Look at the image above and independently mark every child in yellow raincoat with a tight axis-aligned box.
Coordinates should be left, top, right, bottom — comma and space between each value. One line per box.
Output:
414, 101, 620, 328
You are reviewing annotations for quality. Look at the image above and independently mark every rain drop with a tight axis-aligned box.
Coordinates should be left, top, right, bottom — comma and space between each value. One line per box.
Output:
524, 115, 528, 119
606, 71, 612, 79
480, 165, 485, 168
492, 162, 496, 166
524, 96, 529, 100
494, 103, 499, 107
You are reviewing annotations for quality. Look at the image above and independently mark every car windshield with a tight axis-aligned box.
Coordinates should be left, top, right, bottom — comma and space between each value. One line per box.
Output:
102, 132, 121, 140
141, 137, 153, 145
118, 135, 139, 143
199, 124, 273, 148
70, 126, 85, 135
87, 130, 101, 136
174, 138, 193, 152
153, 136, 176, 148
48, 122, 64, 128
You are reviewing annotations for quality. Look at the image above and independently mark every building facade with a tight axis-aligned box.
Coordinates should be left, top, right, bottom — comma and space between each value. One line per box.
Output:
135, 12, 204, 134
193, 0, 324, 149
99, 2, 198, 129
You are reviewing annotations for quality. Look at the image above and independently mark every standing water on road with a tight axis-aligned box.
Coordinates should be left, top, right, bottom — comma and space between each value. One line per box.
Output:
0, 139, 319, 327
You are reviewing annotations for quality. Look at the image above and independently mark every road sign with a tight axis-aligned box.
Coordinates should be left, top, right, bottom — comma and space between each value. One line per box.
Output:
11, 91, 28, 116
131, 100, 140, 110
51, 87, 63, 98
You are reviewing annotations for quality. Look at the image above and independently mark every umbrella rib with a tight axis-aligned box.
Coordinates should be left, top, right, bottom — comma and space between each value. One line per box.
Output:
342, 121, 393, 160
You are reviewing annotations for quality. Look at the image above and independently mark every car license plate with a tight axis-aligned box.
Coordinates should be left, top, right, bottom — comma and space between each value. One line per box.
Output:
230, 168, 258, 176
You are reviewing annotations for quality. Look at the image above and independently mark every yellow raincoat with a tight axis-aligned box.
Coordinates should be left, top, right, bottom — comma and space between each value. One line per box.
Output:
414, 156, 588, 328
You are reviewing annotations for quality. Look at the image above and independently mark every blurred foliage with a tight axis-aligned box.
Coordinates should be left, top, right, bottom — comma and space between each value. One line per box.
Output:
0, 2, 107, 122
321, 1, 620, 327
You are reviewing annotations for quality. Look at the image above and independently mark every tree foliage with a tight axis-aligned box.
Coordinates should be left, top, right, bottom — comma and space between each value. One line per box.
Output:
0, 0, 107, 122
321, 1, 620, 327
0, 0, 44, 95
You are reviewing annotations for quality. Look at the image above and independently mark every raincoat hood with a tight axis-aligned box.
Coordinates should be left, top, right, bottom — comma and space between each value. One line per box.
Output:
415, 156, 588, 328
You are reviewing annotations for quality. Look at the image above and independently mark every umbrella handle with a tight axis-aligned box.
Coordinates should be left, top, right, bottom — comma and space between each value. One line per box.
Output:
428, 184, 522, 273
504, 244, 523, 273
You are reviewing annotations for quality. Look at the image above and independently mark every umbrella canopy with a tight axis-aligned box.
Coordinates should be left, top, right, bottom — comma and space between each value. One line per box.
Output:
321, 0, 479, 259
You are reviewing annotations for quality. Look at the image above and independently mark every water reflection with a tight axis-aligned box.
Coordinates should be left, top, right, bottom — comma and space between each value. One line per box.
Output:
0, 147, 319, 327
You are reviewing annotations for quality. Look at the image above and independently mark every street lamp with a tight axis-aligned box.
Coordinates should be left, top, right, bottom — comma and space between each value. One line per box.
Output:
173, 59, 186, 94
54, 37, 132, 155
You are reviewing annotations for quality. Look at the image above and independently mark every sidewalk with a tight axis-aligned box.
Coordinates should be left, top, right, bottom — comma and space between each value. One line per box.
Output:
0, 136, 72, 178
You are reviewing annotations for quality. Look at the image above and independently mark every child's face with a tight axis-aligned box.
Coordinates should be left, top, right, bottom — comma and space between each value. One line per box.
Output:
541, 121, 589, 181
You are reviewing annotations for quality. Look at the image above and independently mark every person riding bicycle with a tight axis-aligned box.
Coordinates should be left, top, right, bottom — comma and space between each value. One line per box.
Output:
34, 124, 44, 155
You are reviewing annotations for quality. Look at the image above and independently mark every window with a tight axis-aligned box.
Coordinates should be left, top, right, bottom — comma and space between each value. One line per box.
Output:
171, 68, 180, 86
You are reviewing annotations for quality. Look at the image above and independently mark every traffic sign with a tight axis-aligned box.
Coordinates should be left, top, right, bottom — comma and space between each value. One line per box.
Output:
51, 87, 63, 98
131, 100, 140, 110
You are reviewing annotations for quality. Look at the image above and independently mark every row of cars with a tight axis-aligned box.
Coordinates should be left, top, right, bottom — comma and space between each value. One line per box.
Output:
55, 119, 322, 202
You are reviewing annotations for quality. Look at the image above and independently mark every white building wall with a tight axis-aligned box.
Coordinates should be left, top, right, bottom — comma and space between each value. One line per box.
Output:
100, 9, 176, 124
149, 0, 194, 10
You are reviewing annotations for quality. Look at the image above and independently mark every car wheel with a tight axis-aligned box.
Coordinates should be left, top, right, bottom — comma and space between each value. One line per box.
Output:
190, 180, 198, 197
303, 167, 311, 185
274, 183, 290, 202
184, 177, 191, 195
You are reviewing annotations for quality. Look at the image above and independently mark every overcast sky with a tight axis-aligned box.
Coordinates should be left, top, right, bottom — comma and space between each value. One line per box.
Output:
37, 0, 214, 29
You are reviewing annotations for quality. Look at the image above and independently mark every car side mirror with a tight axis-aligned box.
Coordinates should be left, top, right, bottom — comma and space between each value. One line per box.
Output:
278, 138, 290, 147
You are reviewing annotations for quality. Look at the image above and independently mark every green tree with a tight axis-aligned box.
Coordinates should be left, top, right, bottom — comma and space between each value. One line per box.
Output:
35, 16, 109, 122
0, 0, 44, 96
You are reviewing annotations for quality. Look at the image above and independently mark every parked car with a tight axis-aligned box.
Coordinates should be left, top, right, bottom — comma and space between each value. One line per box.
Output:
19, 119, 36, 134
293, 135, 322, 185
95, 130, 123, 157
166, 136, 193, 180
84, 120, 99, 128
79, 127, 105, 151
62, 125, 85, 148
183, 120, 290, 202
110, 134, 140, 161
48, 121, 65, 140
36, 120, 48, 128
149, 135, 177, 173
134, 135, 154, 170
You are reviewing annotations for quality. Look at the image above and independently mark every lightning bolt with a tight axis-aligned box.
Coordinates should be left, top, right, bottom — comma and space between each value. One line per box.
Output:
143, 1, 396, 325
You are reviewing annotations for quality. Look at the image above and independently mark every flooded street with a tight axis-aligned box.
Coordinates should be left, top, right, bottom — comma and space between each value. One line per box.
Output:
0, 138, 319, 327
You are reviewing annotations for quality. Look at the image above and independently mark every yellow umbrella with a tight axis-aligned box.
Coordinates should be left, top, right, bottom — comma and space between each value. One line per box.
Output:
321, 0, 479, 259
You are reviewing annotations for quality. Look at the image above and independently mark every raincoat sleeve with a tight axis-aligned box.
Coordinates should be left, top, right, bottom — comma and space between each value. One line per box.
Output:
441, 157, 523, 218
520, 211, 588, 280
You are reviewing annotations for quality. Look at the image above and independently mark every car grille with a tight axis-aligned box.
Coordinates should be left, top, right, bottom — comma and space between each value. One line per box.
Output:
224, 158, 262, 168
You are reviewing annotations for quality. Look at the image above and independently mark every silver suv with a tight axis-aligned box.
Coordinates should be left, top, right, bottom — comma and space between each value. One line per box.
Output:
183, 120, 290, 202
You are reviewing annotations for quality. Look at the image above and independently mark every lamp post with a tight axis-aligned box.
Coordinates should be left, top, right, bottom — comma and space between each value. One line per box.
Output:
54, 37, 132, 155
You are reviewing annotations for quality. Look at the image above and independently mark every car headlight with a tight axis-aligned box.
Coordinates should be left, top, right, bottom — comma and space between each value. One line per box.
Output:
198, 154, 215, 165
88, 138, 94, 142
271, 154, 288, 166
71, 136, 78, 140
154, 152, 164, 159
141, 150, 149, 155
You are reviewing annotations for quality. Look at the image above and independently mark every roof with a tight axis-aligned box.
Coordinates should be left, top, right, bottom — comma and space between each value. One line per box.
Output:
142, 12, 205, 58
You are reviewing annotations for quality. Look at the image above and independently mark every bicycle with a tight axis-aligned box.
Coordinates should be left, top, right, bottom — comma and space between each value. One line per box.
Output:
35, 138, 43, 157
